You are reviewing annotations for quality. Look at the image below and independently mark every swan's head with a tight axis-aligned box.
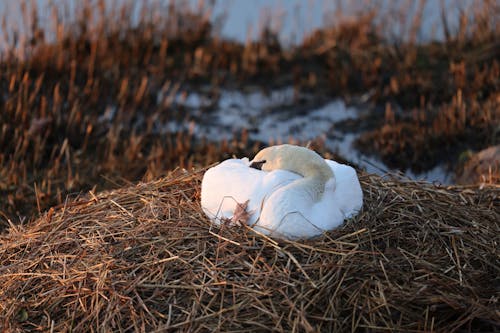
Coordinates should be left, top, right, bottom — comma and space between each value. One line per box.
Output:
250, 144, 334, 185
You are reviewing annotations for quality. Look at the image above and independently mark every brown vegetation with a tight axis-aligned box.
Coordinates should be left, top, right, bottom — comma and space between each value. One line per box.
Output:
1, 0, 499, 225
1, 1, 498, 331
1, 169, 498, 332
455, 145, 500, 184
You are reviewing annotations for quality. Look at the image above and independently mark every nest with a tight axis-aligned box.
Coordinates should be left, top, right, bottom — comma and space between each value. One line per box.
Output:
1, 168, 498, 332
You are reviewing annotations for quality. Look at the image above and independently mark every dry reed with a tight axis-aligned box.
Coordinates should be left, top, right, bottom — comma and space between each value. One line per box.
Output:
1, 0, 499, 223
1, 168, 498, 332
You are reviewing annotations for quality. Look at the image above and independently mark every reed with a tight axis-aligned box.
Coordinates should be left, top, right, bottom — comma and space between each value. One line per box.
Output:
0, 0, 498, 227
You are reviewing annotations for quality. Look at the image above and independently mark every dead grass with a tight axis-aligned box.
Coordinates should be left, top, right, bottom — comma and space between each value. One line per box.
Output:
0, 0, 498, 227
0, 168, 498, 332
356, 92, 500, 173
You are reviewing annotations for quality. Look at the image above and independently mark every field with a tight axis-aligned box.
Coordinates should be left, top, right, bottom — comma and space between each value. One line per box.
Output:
0, 0, 499, 331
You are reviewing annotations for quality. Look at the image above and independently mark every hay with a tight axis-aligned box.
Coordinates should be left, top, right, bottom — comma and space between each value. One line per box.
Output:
0, 168, 498, 332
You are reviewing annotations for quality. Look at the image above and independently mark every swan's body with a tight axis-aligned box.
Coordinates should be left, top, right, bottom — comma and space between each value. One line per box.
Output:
201, 144, 363, 239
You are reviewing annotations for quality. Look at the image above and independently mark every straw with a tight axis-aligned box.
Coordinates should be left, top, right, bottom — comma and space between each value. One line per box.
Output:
1, 168, 498, 332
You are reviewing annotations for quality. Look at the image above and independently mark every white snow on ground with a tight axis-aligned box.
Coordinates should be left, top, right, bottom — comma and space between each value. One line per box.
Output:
161, 87, 451, 184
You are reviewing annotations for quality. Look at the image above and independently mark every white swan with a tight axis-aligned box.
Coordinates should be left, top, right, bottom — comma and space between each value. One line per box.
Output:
201, 144, 363, 239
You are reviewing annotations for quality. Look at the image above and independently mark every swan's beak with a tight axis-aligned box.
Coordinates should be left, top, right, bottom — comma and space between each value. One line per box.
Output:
249, 160, 265, 170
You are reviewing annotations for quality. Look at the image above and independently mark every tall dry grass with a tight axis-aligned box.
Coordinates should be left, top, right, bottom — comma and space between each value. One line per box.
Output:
0, 0, 498, 227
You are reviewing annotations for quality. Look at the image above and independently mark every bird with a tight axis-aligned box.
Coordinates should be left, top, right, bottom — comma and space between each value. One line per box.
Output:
201, 144, 363, 240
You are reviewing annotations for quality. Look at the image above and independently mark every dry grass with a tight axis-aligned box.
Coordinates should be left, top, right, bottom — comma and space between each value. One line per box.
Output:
356, 93, 500, 173
1, 0, 499, 224
1, 168, 498, 332
1, 3, 497, 329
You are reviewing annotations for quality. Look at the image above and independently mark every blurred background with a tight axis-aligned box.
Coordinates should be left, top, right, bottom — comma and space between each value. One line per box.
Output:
0, 0, 498, 228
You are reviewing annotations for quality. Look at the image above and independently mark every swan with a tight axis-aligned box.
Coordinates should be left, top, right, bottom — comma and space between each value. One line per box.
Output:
201, 144, 363, 239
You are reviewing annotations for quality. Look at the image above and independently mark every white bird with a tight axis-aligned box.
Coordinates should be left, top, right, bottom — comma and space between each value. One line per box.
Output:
201, 144, 363, 240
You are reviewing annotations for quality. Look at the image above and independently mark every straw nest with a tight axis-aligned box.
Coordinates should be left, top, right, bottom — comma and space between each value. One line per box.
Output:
1, 168, 498, 332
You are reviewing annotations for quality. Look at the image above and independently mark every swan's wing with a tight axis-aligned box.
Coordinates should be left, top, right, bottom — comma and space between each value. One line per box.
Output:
201, 159, 262, 223
255, 179, 327, 239
201, 159, 299, 225
325, 160, 363, 217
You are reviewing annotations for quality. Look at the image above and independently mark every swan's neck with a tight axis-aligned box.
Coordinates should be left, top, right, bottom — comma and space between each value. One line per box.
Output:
293, 163, 334, 201
302, 163, 333, 183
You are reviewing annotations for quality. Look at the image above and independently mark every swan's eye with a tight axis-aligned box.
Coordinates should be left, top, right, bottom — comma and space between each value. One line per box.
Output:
250, 160, 266, 170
